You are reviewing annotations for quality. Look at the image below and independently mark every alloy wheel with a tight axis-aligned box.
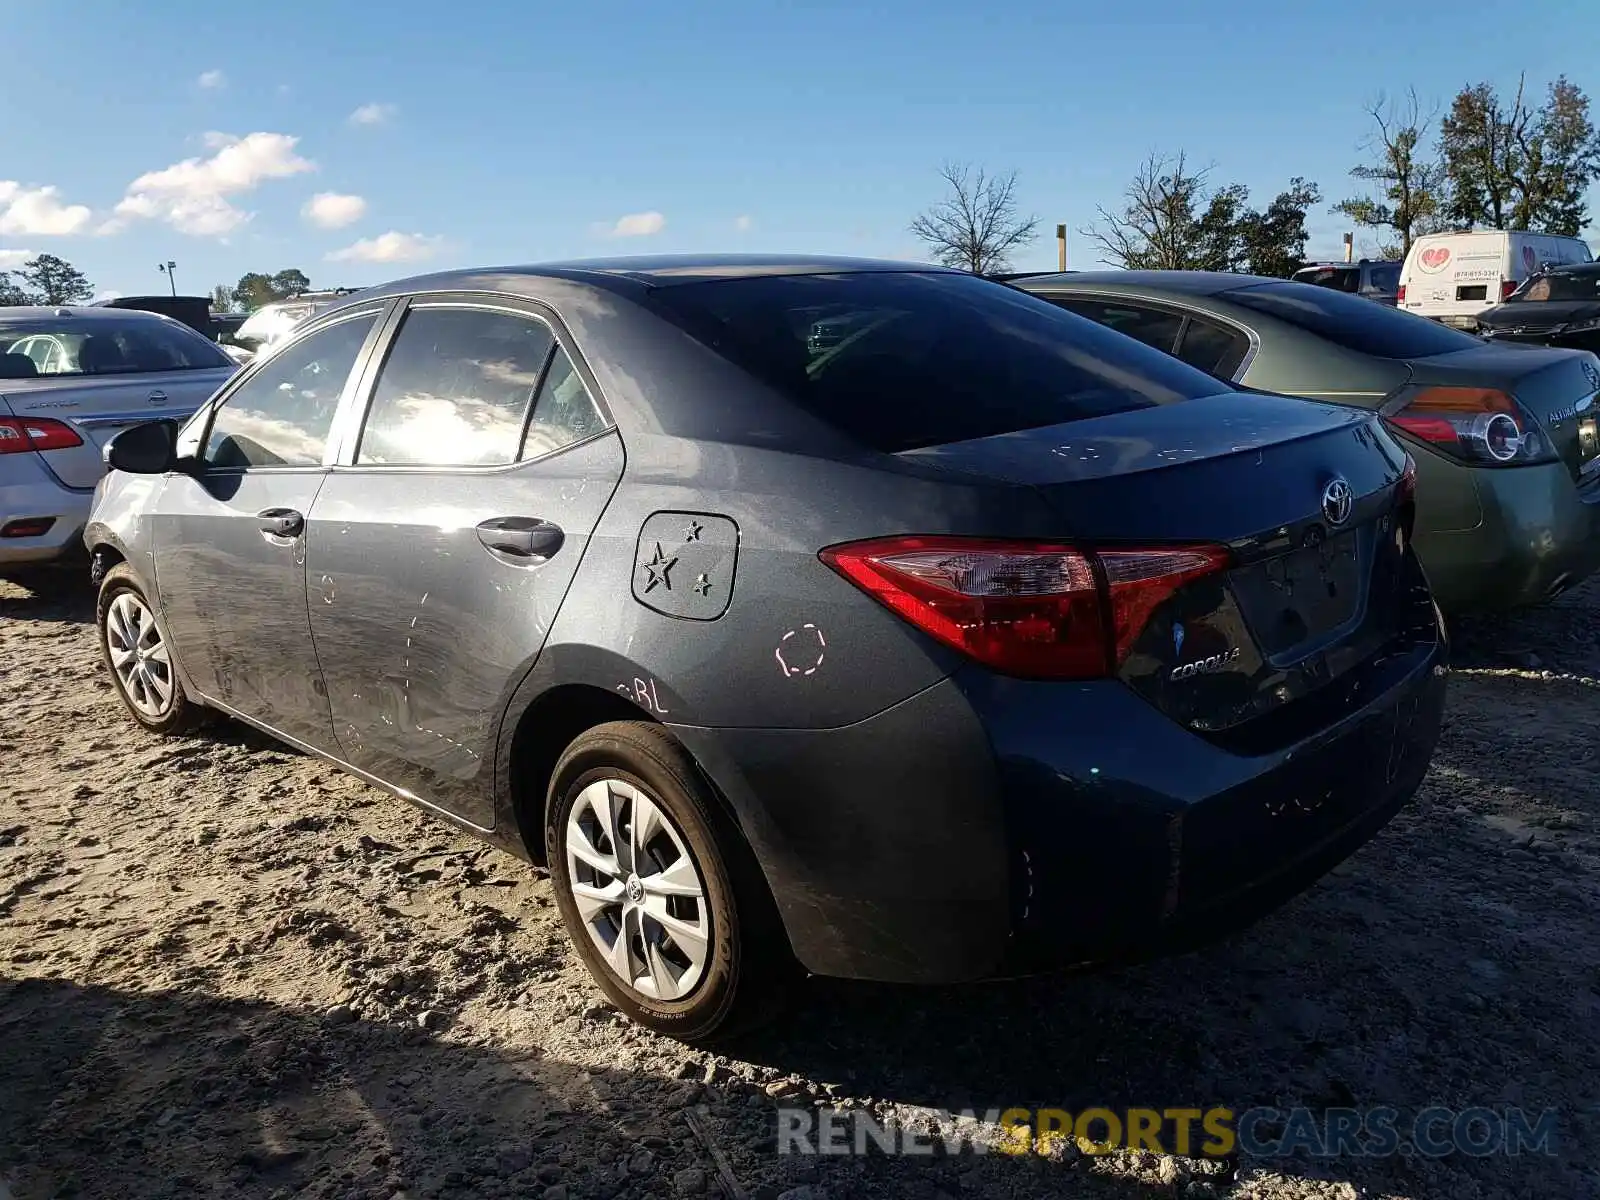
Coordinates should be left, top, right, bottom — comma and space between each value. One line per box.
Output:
563, 777, 711, 1001
105, 592, 175, 719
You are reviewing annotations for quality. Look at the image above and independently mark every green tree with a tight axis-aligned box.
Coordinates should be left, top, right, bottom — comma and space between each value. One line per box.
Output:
18, 254, 93, 305
234, 269, 313, 311
1333, 91, 1448, 258
1085, 153, 1319, 276
211, 283, 237, 312
1442, 75, 1600, 236
909, 163, 1040, 274
0, 271, 29, 305
271, 268, 311, 296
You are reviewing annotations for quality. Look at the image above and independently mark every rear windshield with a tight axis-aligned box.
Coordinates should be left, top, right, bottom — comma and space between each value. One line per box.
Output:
0, 316, 233, 378
642, 271, 1231, 452
1368, 263, 1401, 292
1510, 268, 1600, 303
1223, 281, 1482, 359
1292, 266, 1360, 293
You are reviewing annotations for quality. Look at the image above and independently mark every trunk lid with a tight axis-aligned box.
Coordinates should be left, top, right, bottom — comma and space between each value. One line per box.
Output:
898, 391, 1432, 744
1403, 343, 1600, 483
0, 368, 231, 488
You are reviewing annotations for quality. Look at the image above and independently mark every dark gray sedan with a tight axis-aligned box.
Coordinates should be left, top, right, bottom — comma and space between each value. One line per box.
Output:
85, 256, 1444, 1041
1017, 271, 1600, 614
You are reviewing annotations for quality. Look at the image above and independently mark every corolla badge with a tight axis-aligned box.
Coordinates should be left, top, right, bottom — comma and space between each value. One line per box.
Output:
1321, 476, 1353, 527
1170, 647, 1242, 681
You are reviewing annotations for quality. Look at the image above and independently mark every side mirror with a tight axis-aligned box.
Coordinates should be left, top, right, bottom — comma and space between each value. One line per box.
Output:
105, 420, 179, 474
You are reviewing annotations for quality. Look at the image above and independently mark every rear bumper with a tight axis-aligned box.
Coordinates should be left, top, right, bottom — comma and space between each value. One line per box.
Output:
672, 624, 1447, 985
0, 454, 92, 571
1415, 459, 1600, 612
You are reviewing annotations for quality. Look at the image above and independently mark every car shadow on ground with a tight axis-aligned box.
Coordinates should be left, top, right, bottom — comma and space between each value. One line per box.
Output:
0, 978, 1179, 1200
0, 577, 95, 625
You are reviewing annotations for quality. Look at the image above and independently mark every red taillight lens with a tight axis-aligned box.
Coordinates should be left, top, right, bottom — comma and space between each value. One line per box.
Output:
0, 416, 84, 453
820, 536, 1230, 680
1396, 284, 1407, 304
1501, 279, 1518, 301
1385, 386, 1554, 466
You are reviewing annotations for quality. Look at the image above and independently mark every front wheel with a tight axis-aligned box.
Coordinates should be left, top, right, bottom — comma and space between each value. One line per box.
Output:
96, 563, 206, 736
546, 721, 790, 1043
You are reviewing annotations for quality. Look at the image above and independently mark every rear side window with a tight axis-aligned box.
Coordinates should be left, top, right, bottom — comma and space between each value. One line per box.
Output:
1044, 298, 1184, 354
356, 306, 605, 466
206, 311, 378, 469
1366, 263, 1401, 292
643, 272, 1230, 453
1176, 317, 1251, 378
1224, 281, 1482, 359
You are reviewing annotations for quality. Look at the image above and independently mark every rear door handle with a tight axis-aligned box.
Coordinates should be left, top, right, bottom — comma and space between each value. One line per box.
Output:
476, 516, 564, 560
257, 508, 304, 539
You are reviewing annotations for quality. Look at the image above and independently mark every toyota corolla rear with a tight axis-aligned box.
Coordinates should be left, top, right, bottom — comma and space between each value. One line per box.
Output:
635, 268, 1447, 985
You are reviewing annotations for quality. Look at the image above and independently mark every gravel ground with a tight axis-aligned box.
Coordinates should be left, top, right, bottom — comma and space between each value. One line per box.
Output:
2, 576, 1598, 1200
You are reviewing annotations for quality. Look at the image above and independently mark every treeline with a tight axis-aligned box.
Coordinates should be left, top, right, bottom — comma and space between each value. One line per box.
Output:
911, 72, 1600, 273
0, 255, 94, 306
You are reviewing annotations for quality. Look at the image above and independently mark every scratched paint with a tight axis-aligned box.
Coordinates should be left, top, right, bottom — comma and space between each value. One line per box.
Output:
617, 677, 671, 715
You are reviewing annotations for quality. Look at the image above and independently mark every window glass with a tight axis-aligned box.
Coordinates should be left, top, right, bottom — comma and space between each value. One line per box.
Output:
1509, 267, 1600, 303
205, 311, 377, 468
1367, 263, 1401, 292
1176, 317, 1251, 378
523, 346, 605, 458
0, 315, 233, 375
1045, 299, 1184, 354
1223, 281, 1483, 359
357, 307, 554, 466
1291, 266, 1361, 293
644, 272, 1229, 454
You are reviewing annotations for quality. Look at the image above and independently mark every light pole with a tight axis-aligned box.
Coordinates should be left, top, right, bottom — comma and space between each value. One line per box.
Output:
158, 261, 177, 297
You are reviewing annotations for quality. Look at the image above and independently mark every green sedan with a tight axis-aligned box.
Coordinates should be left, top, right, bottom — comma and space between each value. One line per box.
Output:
1017, 271, 1600, 614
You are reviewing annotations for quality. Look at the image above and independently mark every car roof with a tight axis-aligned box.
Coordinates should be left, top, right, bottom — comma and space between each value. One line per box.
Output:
337, 254, 957, 307
0, 305, 180, 322
1016, 270, 1278, 297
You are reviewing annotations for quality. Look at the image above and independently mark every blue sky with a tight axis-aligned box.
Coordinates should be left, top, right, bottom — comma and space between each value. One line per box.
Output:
1, 0, 1596, 299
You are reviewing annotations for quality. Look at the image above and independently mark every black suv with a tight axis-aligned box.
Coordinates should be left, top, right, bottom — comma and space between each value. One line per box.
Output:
1291, 260, 1401, 306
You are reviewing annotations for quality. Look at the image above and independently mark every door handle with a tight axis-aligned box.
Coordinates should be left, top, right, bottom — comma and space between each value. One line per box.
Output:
257, 508, 304, 539
476, 516, 564, 560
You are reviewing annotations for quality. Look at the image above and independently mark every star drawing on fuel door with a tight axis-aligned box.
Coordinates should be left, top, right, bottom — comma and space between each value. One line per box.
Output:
684, 520, 704, 542
692, 573, 712, 596
641, 541, 678, 593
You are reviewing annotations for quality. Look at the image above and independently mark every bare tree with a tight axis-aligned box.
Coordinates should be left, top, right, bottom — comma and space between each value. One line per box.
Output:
1333, 89, 1449, 257
1079, 152, 1220, 270
909, 163, 1040, 274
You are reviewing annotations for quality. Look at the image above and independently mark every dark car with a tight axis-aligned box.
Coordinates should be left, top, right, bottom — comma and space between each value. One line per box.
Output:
85, 256, 1445, 1041
94, 295, 217, 339
1478, 262, 1600, 352
1016, 272, 1600, 614
1291, 260, 1402, 306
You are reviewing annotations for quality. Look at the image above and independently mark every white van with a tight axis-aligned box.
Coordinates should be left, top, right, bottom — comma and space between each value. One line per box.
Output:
1398, 230, 1593, 328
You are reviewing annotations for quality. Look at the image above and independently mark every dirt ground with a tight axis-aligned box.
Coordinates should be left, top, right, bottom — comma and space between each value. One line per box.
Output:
2, 575, 1598, 1200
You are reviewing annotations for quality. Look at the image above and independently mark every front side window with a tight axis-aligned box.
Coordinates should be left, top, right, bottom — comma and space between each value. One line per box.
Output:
0, 316, 233, 376
205, 311, 378, 469
644, 272, 1230, 453
357, 306, 556, 466
1224, 281, 1483, 359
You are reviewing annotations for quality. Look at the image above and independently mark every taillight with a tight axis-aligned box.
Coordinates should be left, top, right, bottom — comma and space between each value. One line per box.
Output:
0, 416, 84, 453
1501, 279, 1518, 301
819, 536, 1230, 680
1396, 284, 1407, 304
1383, 386, 1555, 466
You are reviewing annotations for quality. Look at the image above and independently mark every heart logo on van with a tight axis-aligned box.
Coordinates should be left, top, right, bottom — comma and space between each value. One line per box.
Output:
1523, 245, 1538, 273
1419, 247, 1451, 272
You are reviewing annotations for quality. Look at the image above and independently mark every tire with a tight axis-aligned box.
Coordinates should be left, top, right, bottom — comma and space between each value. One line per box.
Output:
546, 720, 791, 1043
96, 563, 206, 736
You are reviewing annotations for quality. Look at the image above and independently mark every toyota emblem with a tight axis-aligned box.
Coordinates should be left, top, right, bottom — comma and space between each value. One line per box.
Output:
1321, 477, 1353, 526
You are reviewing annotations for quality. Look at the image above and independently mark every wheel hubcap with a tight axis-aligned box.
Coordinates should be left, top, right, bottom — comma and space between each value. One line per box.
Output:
564, 778, 711, 1001
105, 592, 174, 719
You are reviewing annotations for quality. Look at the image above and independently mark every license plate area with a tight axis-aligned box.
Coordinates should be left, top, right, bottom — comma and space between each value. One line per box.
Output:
1228, 527, 1365, 660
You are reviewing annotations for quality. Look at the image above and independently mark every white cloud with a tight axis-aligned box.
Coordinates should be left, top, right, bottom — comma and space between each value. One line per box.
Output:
105, 132, 315, 237
606, 211, 666, 238
327, 230, 441, 264
734, 214, 754, 232
303, 192, 368, 229
0, 248, 35, 270
198, 69, 226, 89
349, 103, 397, 127
0, 183, 92, 237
